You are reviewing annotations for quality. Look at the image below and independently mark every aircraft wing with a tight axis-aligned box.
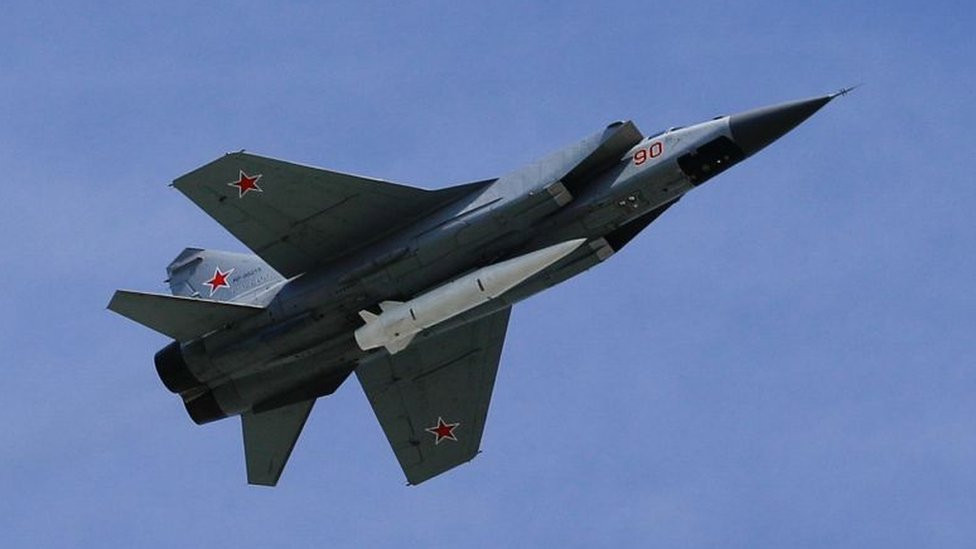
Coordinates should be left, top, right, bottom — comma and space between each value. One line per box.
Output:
241, 399, 315, 486
173, 152, 487, 278
356, 307, 512, 485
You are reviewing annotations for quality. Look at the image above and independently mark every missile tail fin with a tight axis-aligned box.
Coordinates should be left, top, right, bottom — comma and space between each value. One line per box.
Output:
385, 334, 416, 355
379, 300, 405, 312
358, 310, 379, 323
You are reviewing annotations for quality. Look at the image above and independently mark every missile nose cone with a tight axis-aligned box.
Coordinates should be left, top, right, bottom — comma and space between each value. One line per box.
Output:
729, 94, 834, 157
558, 238, 588, 254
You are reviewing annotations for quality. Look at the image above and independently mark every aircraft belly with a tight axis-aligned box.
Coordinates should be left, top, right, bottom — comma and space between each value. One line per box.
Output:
205, 340, 358, 419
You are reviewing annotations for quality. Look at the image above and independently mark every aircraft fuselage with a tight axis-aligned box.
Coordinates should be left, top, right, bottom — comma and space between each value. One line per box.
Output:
149, 95, 836, 427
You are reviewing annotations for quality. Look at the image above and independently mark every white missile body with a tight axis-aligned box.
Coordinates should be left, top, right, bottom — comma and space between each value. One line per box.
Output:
355, 238, 586, 354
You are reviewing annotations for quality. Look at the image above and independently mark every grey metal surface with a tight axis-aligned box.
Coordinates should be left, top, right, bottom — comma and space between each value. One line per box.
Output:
241, 399, 315, 486
355, 307, 511, 485
109, 92, 840, 486
166, 247, 284, 305
107, 290, 264, 341
173, 152, 488, 277
729, 95, 833, 156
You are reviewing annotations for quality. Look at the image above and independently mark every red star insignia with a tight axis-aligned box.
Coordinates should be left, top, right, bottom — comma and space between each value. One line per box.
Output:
425, 417, 460, 445
228, 170, 263, 197
203, 267, 234, 296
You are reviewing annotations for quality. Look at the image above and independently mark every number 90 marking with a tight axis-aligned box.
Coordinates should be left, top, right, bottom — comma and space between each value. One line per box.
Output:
633, 141, 664, 166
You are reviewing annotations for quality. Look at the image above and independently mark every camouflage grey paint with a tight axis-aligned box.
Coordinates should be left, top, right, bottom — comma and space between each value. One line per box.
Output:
108, 92, 843, 485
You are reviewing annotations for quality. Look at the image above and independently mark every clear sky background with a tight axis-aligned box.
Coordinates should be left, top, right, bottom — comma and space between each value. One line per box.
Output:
1, 2, 974, 547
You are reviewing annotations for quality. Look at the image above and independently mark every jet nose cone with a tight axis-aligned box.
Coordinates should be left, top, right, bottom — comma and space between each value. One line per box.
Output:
729, 94, 833, 157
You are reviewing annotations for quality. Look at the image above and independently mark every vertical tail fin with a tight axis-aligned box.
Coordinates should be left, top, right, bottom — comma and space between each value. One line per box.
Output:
166, 248, 285, 304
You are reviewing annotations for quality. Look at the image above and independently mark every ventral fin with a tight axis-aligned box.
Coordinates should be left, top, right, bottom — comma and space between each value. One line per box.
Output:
358, 310, 379, 323
384, 334, 416, 355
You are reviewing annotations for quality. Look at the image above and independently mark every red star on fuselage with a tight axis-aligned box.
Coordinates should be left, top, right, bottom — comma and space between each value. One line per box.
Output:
203, 267, 234, 297
425, 417, 460, 445
228, 170, 263, 197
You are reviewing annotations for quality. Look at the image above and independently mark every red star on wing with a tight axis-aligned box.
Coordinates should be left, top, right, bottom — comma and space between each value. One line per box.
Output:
228, 170, 263, 197
203, 267, 234, 296
425, 417, 460, 445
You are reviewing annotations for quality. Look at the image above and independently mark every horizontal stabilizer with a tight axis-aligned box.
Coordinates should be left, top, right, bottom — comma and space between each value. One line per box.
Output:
107, 290, 264, 341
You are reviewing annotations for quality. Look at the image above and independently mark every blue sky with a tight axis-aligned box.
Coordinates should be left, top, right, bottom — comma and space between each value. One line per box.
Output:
1, 2, 974, 547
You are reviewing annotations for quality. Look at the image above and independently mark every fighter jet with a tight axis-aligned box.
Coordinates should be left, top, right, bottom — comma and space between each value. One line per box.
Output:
108, 91, 845, 486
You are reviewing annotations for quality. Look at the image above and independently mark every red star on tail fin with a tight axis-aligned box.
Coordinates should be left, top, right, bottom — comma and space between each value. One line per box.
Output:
203, 267, 234, 296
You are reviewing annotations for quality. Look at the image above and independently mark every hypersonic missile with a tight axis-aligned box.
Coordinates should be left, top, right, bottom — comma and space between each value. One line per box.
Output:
355, 238, 587, 354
